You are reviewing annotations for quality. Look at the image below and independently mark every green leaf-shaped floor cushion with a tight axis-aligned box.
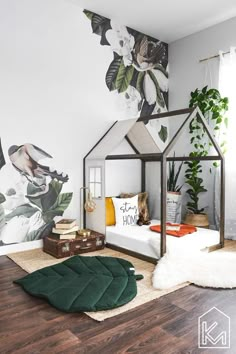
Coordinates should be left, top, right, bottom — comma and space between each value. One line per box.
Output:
14, 255, 143, 312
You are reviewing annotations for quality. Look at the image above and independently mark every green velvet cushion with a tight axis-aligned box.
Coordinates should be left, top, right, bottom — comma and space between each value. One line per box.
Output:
14, 255, 143, 312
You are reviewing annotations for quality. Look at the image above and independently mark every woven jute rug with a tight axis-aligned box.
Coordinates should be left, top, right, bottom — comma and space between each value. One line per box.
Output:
8, 247, 188, 321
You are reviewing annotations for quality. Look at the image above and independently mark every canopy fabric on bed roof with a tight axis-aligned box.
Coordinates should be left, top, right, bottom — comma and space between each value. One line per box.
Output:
86, 107, 223, 161
86, 117, 162, 160
87, 119, 137, 160
86, 113, 173, 160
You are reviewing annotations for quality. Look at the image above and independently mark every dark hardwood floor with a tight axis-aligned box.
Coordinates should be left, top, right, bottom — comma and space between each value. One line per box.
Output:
1, 255, 236, 354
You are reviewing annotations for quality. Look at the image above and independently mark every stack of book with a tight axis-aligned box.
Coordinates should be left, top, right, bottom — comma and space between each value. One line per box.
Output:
52, 219, 79, 239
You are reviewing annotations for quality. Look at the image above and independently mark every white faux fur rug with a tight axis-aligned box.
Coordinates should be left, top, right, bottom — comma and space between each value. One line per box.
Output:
153, 249, 236, 290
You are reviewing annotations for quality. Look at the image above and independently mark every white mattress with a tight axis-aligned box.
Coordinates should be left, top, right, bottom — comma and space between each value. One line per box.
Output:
106, 220, 220, 259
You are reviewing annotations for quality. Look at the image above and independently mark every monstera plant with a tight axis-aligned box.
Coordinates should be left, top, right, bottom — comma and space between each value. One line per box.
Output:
184, 86, 228, 225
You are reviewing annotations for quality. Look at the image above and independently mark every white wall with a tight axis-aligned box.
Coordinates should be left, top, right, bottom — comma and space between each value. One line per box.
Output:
169, 16, 236, 111
0, 0, 122, 203
0, 0, 130, 254
1, 0, 165, 254
106, 139, 141, 197
106, 160, 141, 197
169, 17, 236, 225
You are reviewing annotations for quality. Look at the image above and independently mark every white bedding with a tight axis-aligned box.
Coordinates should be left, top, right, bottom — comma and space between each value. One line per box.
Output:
106, 220, 220, 259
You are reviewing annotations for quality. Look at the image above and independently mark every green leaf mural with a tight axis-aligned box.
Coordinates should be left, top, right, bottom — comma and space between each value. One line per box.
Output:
83, 10, 93, 20
26, 180, 64, 212
0, 193, 6, 204
115, 60, 134, 93
158, 125, 168, 143
105, 57, 122, 91
53, 192, 73, 213
42, 192, 73, 223
153, 64, 169, 78
5, 204, 38, 222
148, 71, 165, 108
140, 101, 156, 116
136, 72, 145, 97
50, 180, 63, 196
24, 222, 54, 242
91, 13, 108, 36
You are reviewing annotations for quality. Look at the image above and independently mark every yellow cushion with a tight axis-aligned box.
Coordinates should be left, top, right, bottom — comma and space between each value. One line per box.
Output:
106, 197, 116, 226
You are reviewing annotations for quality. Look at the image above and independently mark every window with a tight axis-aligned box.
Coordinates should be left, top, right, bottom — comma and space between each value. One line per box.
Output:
89, 167, 102, 199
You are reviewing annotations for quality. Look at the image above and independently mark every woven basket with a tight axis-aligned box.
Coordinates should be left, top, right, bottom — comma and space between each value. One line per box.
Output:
184, 213, 209, 228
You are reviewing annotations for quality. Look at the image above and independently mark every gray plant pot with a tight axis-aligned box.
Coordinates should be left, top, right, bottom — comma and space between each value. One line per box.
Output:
167, 191, 182, 223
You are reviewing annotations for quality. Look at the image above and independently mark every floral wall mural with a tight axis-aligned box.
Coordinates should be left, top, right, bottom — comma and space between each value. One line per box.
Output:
84, 10, 169, 150
0, 139, 72, 247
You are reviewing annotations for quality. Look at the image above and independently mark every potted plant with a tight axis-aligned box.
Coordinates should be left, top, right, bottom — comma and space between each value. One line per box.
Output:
184, 156, 209, 227
184, 86, 228, 227
167, 157, 183, 223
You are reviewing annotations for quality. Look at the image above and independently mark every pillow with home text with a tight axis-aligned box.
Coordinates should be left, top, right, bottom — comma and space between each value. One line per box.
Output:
112, 195, 139, 226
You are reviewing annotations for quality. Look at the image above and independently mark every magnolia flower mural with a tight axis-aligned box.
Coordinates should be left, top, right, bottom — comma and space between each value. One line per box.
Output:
84, 10, 169, 146
106, 21, 135, 67
133, 35, 167, 71
0, 139, 72, 246
120, 85, 142, 116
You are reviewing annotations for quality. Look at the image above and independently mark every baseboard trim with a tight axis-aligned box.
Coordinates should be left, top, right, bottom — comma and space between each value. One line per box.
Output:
0, 240, 43, 256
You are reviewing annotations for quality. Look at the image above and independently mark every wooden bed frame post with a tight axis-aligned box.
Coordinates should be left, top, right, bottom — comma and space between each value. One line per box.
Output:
220, 157, 225, 247
141, 160, 146, 192
160, 155, 167, 257
196, 108, 225, 249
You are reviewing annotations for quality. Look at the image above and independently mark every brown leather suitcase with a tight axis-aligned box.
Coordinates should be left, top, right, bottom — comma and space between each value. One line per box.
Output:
43, 230, 105, 258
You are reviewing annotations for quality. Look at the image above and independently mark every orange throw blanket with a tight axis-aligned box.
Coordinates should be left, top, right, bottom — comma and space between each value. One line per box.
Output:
150, 223, 197, 237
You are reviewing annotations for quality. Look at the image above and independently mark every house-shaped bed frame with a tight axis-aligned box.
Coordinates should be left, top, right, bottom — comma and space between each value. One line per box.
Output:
84, 107, 225, 258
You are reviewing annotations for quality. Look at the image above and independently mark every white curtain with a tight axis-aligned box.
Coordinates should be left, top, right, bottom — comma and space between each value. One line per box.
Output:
216, 47, 236, 239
